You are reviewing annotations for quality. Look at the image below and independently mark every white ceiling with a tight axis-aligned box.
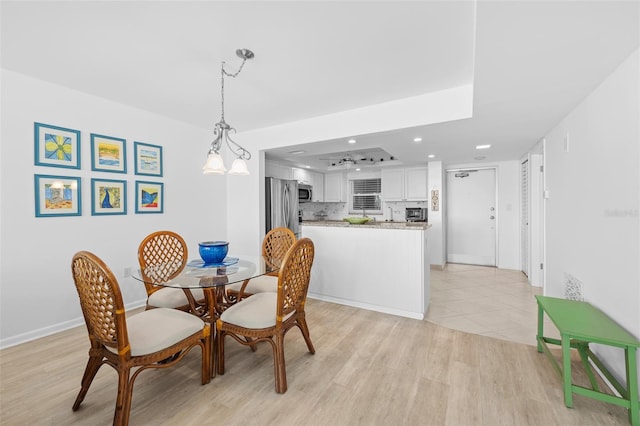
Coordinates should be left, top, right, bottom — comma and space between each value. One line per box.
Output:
2, 1, 638, 170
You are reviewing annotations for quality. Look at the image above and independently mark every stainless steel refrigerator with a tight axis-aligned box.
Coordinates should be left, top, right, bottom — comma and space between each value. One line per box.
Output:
265, 177, 299, 237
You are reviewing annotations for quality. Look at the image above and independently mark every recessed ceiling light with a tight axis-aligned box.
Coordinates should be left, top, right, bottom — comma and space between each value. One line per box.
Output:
413, 137, 422, 142
348, 139, 356, 144
355, 168, 361, 171
288, 150, 306, 155
428, 154, 435, 158
475, 144, 491, 150
304, 165, 311, 169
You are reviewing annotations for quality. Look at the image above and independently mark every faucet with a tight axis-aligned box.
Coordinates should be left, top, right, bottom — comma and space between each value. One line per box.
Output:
388, 206, 393, 222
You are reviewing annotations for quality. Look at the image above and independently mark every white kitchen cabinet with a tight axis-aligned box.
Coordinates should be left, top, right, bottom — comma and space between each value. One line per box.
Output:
381, 169, 405, 201
294, 168, 324, 201
292, 167, 312, 185
311, 171, 324, 202
405, 167, 428, 200
265, 161, 292, 180
381, 167, 428, 201
324, 172, 345, 202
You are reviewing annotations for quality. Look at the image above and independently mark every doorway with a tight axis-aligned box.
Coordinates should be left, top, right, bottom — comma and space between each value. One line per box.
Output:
446, 168, 497, 266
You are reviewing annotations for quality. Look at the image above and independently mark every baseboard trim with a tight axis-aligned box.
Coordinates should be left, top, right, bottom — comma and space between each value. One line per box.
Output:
308, 292, 424, 320
0, 299, 147, 350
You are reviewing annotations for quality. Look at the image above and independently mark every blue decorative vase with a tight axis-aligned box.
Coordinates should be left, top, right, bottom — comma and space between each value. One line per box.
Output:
198, 241, 229, 264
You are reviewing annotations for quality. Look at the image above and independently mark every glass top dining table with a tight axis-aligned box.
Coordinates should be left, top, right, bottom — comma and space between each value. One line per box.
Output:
136, 256, 276, 289
133, 255, 279, 320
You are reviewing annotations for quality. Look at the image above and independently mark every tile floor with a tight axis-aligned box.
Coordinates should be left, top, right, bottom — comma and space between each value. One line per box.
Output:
426, 263, 560, 346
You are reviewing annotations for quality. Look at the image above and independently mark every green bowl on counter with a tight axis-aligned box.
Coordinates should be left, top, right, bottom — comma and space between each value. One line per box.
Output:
343, 217, 370, 225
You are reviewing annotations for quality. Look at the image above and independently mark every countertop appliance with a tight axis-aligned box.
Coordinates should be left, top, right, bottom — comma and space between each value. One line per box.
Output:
405, 207, 428, 222
298, 184, 312, 203
266, 177, 299, 237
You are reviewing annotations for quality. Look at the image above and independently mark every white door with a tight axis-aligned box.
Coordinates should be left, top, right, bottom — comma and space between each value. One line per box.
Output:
521, 159, 529, 276
446, 168, 497, 266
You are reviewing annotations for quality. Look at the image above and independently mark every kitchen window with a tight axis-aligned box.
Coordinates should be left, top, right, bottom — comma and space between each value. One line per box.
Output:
350, 178, 381, 214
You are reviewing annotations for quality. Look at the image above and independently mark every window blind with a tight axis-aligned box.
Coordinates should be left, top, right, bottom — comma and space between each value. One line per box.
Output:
350, 178, 381, 212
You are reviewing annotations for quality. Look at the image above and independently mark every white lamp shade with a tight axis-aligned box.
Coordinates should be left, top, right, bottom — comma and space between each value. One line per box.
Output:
229, 158, 250, 175
203, 152, 226, 174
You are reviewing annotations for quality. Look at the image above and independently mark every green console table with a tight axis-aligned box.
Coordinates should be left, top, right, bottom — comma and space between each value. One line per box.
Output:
536, 295, 639, 425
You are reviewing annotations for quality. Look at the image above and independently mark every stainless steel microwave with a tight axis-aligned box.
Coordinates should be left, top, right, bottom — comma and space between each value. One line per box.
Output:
298, 184, 312, 202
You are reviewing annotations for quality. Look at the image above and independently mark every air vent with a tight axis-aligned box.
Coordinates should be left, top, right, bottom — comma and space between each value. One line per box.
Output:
564, 273, 583, 301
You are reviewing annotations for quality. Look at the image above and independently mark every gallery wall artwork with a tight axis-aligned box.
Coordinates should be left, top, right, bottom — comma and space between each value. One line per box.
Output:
34, 122, 81, 169
135, 180, 164, 214
91, 133, 127, 173
34, 174, 82, 217
91, 178, 127, 216
134, 141, 163, 177
34, 122, 164, 217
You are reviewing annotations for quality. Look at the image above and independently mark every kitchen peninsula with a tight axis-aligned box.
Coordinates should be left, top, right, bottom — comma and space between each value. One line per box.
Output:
301, 220, 430, 319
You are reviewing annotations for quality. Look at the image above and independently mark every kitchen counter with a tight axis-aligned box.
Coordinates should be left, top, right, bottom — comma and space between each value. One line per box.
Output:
302, 220, 431, 230
301, 221, 430, 320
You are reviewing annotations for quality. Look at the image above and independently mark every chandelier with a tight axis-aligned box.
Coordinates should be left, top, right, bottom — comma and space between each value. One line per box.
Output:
203, 48, 254, 175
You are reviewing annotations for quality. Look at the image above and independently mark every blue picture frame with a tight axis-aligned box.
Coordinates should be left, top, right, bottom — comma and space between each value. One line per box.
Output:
91, 178, 127, 216
134, 141, 163, 177
135, 180, 164, 214
34, 174, 82, 217
90, 133, 127, 173
34, 122, 81, 169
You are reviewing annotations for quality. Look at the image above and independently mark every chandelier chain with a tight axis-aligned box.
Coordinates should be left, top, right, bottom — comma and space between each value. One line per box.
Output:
220, 56, 248, 123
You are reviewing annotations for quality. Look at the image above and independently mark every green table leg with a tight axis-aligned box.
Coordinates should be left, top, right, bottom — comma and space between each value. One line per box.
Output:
626, 347, 639, 426
562, 334, 574, 408
537, 303, 544, 353
576, 342, 599, 392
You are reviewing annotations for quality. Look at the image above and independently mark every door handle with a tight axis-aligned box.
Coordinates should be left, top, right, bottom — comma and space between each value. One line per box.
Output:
490, 216, 495, 220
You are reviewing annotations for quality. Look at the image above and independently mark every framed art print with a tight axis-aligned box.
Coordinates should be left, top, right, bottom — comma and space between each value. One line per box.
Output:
134, 142, 163, 177
91, 133, 127, 173
91, 178, 127, 216
34, 174, 82, 217
135, 180, 163, 214
34, 122, 81, 169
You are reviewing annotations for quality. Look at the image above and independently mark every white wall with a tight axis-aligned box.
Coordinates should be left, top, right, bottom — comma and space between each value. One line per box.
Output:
544, 49, 639, 383
445, 160, 521, 270
0, 70, 227, 347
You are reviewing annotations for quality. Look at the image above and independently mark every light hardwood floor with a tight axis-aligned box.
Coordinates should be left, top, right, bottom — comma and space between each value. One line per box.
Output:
0, 266, 630, 425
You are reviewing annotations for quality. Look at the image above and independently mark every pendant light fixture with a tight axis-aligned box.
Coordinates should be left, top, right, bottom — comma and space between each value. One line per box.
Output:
203, 48, 254, 175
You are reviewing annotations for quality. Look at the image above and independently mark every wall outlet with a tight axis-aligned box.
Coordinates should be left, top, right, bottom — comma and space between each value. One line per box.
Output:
124, 267, 132, 278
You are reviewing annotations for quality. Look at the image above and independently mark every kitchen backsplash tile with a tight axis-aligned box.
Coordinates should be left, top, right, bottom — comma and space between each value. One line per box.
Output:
300, 200, 427, 222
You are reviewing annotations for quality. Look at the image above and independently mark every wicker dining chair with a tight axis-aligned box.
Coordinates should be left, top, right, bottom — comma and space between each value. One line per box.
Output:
216, 238, 315, 393
138, 230, 204, 311
226, 227, 296, 300
71, 251, 211, 426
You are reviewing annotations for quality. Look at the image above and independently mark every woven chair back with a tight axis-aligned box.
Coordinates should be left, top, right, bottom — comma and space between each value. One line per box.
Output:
71, 251, 127, 353
138, 231, 188, 286
263, 227, 297, 270
277, 238, 314, 318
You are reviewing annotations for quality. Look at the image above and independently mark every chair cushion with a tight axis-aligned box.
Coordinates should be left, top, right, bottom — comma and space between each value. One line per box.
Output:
226, 275, 277, 294
107, 308, 205, 356
148, 287, 204, 308
220, 292, 280, 329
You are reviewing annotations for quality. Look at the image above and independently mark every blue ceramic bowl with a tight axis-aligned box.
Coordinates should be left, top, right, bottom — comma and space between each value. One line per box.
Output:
198, 241, 229, 264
